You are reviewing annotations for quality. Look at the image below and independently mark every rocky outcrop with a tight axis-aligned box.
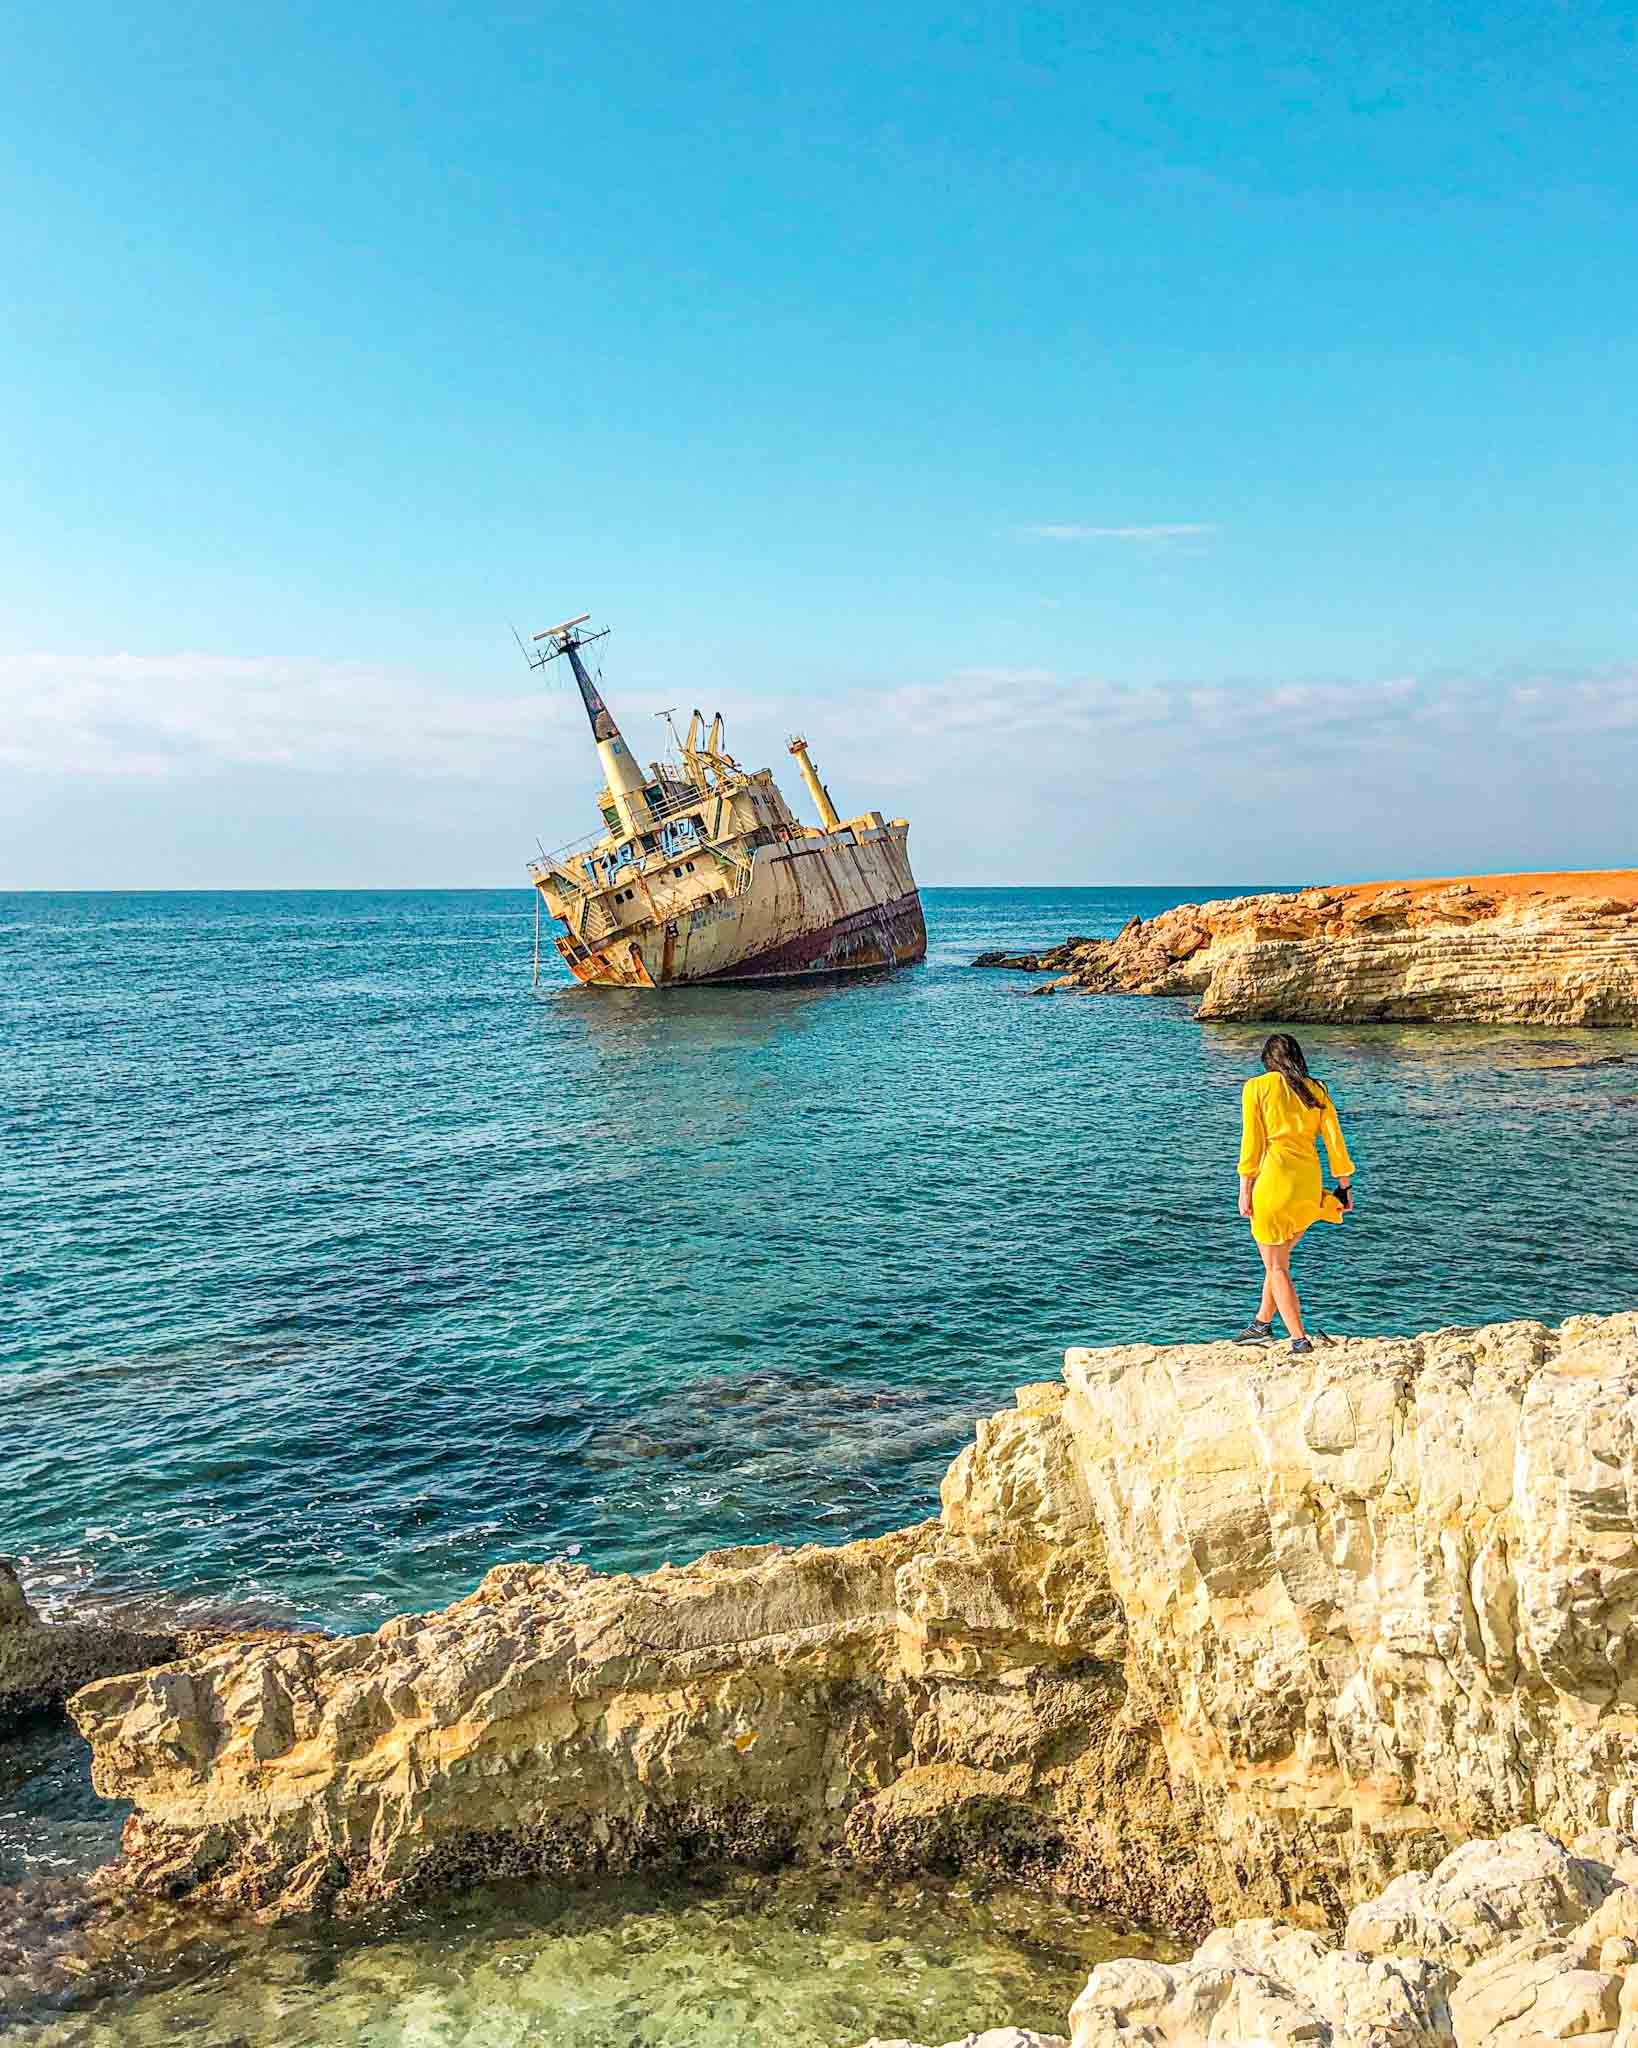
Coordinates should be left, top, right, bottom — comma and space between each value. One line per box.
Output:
974, 871, 1638, 1022
0, 1561, 260, 1728
898, 1826, 1638, 2047
71, 1314, 1638, 1945
972, 940, 1092, 973
69, 1383, 1193, 1924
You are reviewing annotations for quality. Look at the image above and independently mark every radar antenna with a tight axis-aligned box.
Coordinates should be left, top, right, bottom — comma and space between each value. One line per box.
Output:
523, 612, 609, 673
517, 612, 621, 749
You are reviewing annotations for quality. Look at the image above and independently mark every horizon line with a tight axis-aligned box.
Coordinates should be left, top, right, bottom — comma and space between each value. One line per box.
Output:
7, 865, 1635, 896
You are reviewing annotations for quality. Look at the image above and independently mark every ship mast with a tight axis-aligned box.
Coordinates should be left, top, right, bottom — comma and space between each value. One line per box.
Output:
526, 614, 650, 836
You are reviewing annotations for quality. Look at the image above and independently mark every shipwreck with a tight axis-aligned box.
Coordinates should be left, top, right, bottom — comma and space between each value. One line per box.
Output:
523, 616, 926, 987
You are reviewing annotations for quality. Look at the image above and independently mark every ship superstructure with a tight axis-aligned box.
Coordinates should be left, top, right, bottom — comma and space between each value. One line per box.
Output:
524, 616, 926, 987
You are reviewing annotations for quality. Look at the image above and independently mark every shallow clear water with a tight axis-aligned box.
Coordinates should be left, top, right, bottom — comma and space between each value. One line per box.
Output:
5, 884, 1638, 2042
8, 1866, 1179, 2047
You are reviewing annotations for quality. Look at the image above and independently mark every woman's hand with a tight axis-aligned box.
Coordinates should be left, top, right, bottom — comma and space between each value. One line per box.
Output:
1238, 1174, 1254, 1219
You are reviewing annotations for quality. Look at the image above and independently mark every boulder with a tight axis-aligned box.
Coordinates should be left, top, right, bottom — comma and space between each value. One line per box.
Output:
1066, 1923, 1453, 2046
1346, 1830, 1619, 1971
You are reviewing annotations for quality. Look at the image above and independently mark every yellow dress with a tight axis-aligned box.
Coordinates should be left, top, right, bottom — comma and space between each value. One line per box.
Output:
1238, 1072, 1356, 1246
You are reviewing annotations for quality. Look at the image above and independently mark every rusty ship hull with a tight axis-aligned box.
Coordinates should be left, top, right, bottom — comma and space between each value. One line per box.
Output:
523, 617, 926, 991
566, 831, 925, 989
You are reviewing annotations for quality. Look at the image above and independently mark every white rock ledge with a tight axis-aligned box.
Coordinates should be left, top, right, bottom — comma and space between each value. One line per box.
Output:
896, 1824, 1638, 2047
71, 1313, 1638, 1957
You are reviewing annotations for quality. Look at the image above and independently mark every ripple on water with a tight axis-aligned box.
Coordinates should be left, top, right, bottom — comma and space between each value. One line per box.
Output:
5, 886, 1638, 2039
9, 887, 1638, 1633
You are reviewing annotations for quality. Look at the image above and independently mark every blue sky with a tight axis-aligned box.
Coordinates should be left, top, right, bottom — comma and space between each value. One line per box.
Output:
3, 1, 1635, 885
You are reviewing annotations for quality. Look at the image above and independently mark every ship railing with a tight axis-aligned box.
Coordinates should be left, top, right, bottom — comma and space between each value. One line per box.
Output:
644, 781, 718, 823
530, 823, 607, 878
529, 787, 725, 893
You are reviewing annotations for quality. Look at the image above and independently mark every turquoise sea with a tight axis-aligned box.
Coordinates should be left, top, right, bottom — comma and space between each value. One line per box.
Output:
6, 884, 1638, 2044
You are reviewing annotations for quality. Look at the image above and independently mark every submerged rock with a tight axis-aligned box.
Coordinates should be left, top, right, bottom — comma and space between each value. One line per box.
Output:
863, 2032, 1068, 2047
70, 1313, 1638, 1954
971, 939, 1091, 973
1, 1563, 215, 1728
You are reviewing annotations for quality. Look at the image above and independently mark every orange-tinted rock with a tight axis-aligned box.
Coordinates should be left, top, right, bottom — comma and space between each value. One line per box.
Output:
1035, 870, 1638, 1023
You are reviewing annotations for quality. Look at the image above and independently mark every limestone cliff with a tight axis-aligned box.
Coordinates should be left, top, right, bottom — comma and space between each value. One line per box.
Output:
71, 1313, 1638, 1944
976, 870, 1638, 1023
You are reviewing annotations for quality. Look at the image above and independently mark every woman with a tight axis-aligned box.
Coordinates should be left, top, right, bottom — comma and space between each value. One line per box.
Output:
1236, 1032, 1355, 1353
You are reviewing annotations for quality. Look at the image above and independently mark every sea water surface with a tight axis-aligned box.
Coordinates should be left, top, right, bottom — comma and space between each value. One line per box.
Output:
5, 885, 1638, 2043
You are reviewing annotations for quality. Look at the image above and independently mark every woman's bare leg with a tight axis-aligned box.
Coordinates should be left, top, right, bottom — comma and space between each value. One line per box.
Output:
1258, 1240, 1305, 1337
1256, 1251, 1277, 1326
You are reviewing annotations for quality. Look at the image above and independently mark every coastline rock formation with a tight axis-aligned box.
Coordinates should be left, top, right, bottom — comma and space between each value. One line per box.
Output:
70, 1310, 1638, 1948
890, 1824, 1638, 2047
0, 1561, 259, 1728
974, 870, 1638, 1023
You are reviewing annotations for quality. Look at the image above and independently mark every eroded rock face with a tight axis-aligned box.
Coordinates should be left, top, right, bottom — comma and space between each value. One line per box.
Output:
980, 873, 1638, 1022
1060, 1313, 1638, 1922
71, 1315, 1638, 1938
71, 1385, 1200, 1926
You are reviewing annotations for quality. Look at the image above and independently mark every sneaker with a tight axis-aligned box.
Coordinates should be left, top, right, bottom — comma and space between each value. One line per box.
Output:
1235, 1320, 1277, 1344
1290, 1336, 1314, 1355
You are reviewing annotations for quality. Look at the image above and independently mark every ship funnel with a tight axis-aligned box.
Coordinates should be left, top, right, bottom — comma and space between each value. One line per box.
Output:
788, 735, 841, 832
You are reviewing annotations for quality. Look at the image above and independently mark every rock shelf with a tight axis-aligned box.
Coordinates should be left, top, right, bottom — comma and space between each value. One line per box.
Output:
973, 869, 1638, 1022
70, 1311, 1638, 1962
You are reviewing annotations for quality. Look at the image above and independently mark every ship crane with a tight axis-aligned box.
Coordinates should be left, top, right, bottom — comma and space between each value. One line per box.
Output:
787, 734, 841, 832
682, 708, 742, 791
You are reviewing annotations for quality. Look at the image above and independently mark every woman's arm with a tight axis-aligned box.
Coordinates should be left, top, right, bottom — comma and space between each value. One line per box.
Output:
1237, 1082, 1264, 1214
1319, 1090, 1356, 1184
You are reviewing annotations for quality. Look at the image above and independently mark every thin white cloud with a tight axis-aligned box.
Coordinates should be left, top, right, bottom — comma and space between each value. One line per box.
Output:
2, 650, 1635, 883
0, 651, 570, 784
1025, 522, 1219, 542
7, 653, 1637, 799
855, 662, 1638, 788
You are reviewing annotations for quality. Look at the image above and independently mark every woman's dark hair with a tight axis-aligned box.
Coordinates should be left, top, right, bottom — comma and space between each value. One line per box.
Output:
1261, 1032, 1324, 1109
